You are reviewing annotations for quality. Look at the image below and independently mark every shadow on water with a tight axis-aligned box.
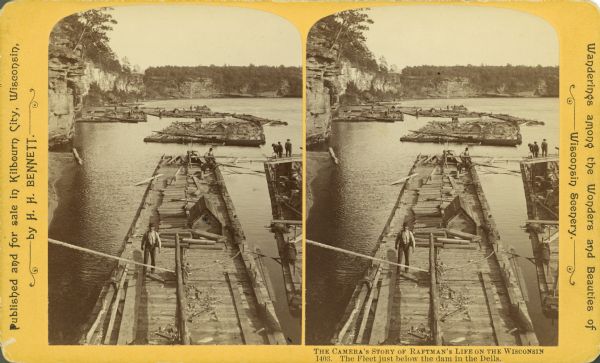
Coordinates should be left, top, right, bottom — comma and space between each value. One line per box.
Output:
48, 98, 301, 344
306, 98, 559, 345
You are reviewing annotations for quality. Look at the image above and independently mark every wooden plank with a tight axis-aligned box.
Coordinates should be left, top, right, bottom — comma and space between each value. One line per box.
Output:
116, 266, 138, 344
526, 219, 558, 225
369, 254, 394, 345
430, 234, 442, 345
175, 234, 191, 344
445, 228, 481, 242
480, 272, 500, 345
103, 267, 129, 344
391, 173, 418, 185
271, 219, 302, 225
85, 284, 116, 344
225, 272, 262, 345
356, 265, 382, 344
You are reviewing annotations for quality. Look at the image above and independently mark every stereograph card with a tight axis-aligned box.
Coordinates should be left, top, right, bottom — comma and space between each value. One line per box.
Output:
0, 0, 598, 362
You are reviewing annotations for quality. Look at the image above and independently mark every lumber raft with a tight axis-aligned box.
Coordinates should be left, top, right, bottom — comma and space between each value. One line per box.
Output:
520, 158, 559, 317
79, 155, 285, 345
263, 157, 303, 314
332, 152, 538, 346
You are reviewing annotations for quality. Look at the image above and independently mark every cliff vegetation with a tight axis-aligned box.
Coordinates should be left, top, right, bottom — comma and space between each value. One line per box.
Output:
144, 65, 302, 99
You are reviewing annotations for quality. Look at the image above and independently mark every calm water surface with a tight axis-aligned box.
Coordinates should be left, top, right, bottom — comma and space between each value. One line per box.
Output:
48, 98, 301, 344
307, 98, 559, 345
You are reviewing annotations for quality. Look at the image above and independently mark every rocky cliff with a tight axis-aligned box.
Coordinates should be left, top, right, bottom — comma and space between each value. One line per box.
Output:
306, 38, 338, 149
48, 32, 144, 150
306, 38, 399, 149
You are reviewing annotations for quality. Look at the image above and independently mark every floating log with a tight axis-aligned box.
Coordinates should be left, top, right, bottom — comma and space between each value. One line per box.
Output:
72, 148, 83, 165
329, 147, 339, 165
134, 174, 163, 186
391, 173, 418, 185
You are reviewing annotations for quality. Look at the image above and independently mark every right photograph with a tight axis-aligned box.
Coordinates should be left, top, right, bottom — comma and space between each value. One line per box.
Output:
306, 6, 559, 346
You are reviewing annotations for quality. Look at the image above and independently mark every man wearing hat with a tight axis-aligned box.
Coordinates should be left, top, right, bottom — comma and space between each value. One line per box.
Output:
541, 139, 548, 157
395, 223, 416, 273
141, 223, 162, 273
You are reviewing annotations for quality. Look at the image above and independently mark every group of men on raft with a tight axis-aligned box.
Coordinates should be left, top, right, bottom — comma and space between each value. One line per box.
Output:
528, 139, 550, 158
271, 139, 293, 158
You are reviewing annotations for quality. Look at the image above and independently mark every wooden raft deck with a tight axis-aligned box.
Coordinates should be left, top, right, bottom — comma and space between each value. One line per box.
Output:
520, 157, 559, 317
264, 156, 303, 314
79, 155, 286, 345
333, 153, 538, 346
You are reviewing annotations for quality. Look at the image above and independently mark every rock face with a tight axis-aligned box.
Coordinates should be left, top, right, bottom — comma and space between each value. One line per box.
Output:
306, 38, 339, 150
48, 32, 86, 150
306, 38, 400, 149
48, 29, 144, 150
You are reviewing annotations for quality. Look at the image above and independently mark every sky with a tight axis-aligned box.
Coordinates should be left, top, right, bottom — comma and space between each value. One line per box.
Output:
363, 6, 559, 70
107, 6, 301, 70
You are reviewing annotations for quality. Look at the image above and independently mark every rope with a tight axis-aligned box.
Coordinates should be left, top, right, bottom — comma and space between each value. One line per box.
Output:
306, 239, 428, 272
439, 250, 496, 272
48, 238, 175, 273
187, 250, 242, 271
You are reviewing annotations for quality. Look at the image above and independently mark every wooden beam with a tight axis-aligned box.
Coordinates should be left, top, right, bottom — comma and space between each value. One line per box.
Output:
226, 272, 263, 344
520, 156, 559, 164
535, 200, 558, 219
271, 219, 302, 225
526, 219, 558, 225
391, 173, 418, 185
116, 264, 138, 345
103, 267, 128, 344
264, 156, 302, 165
480, 272, 501, 345
84, 285, 115, 344
430, 234, 442, 345
134, 174, 163, 186
368, 259, 392, 345
356, 265, 382, 344
175, 234, 191, 345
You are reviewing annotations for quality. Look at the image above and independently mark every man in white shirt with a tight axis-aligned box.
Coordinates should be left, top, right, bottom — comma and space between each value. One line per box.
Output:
141, 223, 162, 274
395, 223, 416, 273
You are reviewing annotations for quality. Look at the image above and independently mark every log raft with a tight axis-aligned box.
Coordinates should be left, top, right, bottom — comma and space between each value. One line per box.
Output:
400, 118, 523, 147
520, 158, 559, 317
332, 152, 538, 346
264, 156, 303, 314
79, 155, 285, 345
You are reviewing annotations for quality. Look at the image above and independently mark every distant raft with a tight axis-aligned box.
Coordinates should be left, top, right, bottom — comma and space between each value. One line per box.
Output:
400, 118, 522, 146
333, 104, 404, 122
144, 117, 266, 146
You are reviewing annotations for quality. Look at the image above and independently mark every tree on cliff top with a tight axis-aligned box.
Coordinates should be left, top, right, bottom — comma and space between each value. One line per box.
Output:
309, 9, 378, 72
53, 8, 121, 72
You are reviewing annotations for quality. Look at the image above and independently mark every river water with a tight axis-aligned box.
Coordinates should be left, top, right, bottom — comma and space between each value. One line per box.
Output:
48, 98, 302, 344
306, 98, 559, 345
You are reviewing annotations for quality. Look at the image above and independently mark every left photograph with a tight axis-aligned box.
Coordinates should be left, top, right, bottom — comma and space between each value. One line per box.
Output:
48, 6, 302, 345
